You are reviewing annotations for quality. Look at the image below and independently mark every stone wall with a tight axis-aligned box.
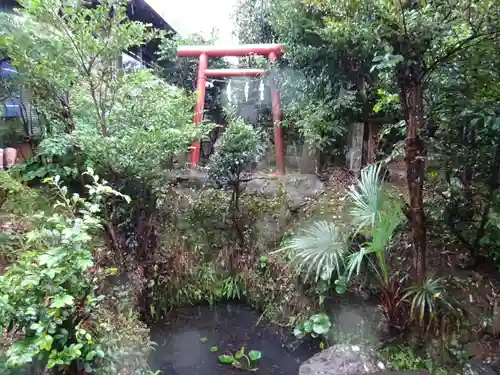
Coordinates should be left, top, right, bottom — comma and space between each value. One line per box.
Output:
148, 169, 325, 322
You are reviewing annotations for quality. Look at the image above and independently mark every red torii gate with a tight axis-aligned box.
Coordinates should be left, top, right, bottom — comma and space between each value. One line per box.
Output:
177, 43, 286, 175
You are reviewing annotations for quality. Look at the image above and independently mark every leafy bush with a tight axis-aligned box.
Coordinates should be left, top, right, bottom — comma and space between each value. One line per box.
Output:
0, 171, 42, 214
1, 0, 209, 184
0, 169, 130, 373
208, 118, 264, 187
207, 118, 264, 245
91, 304, 153, 375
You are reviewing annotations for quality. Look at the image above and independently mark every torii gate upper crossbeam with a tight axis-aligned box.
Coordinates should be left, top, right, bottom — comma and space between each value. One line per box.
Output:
177, 43, 286, 175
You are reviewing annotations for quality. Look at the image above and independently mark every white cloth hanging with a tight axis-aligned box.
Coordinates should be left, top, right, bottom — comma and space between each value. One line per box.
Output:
259, 79, 264, 101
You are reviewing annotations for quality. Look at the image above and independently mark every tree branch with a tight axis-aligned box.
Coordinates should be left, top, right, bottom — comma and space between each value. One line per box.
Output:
425, 30, 500, 79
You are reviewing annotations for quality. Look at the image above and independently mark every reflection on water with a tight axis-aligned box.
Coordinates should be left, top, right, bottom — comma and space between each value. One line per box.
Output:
149, 303, 318, 375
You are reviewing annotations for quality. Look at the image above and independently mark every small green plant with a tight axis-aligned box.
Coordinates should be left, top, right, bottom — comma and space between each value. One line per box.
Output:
0, 171, 42, 214
218, 347, 262, 371
402, 276, 460, 326
382, 345, 428, 371
293, 313, 332, 340
258, 254, 268, 269
221, 273, 246, 300
382, 344, 448, 374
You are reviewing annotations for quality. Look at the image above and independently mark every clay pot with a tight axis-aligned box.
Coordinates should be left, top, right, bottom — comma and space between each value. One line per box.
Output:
0, 148, 3, 170
4, 147, 17, 168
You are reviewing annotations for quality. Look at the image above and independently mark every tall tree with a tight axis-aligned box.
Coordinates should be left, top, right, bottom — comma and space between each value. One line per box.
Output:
235, 0, 388, 168
301, 0, 500, 282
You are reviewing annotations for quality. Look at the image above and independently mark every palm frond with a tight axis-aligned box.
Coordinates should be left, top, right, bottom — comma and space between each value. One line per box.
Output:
347, 163, 387, 233
346, 206, 402, 285
345, 246, 368, 280
402, 276, 459, 324
272, 221, 347, 282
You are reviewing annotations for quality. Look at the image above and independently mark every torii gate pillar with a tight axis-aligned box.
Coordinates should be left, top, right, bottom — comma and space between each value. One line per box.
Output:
177, 43, 286, 175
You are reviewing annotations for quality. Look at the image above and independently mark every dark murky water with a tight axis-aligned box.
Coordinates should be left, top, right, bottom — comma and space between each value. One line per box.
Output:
150, 303, 319, 375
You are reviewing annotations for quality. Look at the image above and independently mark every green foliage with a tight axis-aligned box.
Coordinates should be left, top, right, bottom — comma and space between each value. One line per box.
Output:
0, 231, 20, 268
0, 171, 42, 214
274, 221, 347, 283
9, 151, 79, 183
208, 118, 264, 187
91, 304, 154, 375
277, 164, 402, 286
402, 276, 460, 325
428, 111, 500, 265
382, 345, 430, 372
345, 203, 402, 286
293, 313, 332, 340
158, 32, 229, 93
0, 169, 129, 372
276, 163, 405, 326
346, 163, 393, 234
382, 345, 448, 375
221, 273, 246, 300
0, 0, 206, 182
207, 118, 264, 245
218, 347, 262, 371
76, 69, 207, 178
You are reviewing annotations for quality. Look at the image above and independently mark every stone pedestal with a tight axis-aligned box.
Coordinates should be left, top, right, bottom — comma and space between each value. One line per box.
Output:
346, 122, 364, 176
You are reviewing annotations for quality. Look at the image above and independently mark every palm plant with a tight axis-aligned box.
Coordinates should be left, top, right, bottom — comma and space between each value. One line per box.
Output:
274, 163, 402, 284
271, 220, 347, 283
346, 162, 394, 234
345, 204, 402, 285
402, 276, 460, 327
273, 163, 407, 326
344, 164, 406, 326
345, 163, 403, 279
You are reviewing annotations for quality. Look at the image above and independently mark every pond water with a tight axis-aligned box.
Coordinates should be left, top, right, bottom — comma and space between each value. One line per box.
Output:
149, 303, 319, 375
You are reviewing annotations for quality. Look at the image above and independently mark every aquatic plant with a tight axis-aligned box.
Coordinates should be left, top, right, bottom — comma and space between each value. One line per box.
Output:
218, 347, 262, 371
293, 313, 332, 340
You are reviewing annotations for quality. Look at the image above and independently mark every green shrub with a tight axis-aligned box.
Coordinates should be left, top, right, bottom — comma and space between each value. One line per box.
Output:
207, 118, 264, 187
0, 171, 42, 214
0, 169, 131, 373
207, 118, 264, 245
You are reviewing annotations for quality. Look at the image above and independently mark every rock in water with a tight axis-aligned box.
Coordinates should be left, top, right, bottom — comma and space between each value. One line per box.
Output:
298, 344, 384, 375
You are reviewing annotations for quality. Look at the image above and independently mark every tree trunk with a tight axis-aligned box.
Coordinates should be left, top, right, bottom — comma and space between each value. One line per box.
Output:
493, 298, 500, 336
401, 82, 426, 284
